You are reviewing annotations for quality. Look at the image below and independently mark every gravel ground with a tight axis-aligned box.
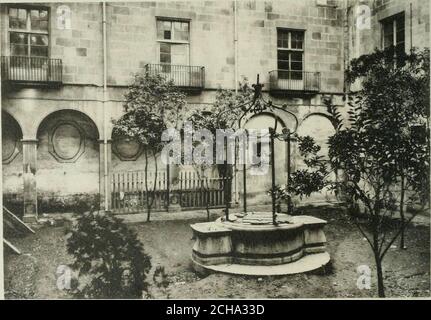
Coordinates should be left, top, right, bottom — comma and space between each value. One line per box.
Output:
4, 208, 430, 299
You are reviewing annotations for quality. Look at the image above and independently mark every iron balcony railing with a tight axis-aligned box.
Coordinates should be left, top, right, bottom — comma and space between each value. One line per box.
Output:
145, 64, 205, 89
269, 70, 321, 93
1, 56, 62, 84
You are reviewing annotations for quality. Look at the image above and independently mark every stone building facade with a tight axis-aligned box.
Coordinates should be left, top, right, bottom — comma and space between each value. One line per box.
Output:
1, 0, 429, 220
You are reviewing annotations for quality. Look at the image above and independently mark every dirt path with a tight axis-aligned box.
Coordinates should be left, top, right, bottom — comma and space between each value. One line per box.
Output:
4, 210, 430, 299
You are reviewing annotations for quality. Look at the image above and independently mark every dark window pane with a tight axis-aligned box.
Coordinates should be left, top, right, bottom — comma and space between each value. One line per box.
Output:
278, 50, 290, 61
277, 29, 289, 48
396, 29, 405, 45
291, 31, 304, 49
291, 51, 303, 62
160, 54, 171, 64
160, 43, 171, 64
10, 32, 28, 44
383, 20, 394, 47
160, 42, 171, 53
291, 31, 304, 42
30, 46, 48, 57
278, 60, 290, 70
11, 44, 28, 56
278, 70, 291, 79
291, 71, 303, 80
291, 61, 303, 71
396, 14, 405, 30
30, 34, 48, 46
396, 42, 405, 56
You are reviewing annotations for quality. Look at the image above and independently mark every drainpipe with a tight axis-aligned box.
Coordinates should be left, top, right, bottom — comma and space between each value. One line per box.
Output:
344, 3, 352, 108
102, 2, 109, 212
233, 0, 239, 203
234, 0, 238, 94
233, 0, 239, 204
410, 3, 413, 51
0, 7, 4, 300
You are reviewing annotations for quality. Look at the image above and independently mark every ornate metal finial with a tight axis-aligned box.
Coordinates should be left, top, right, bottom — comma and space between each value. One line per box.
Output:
237, 74, 298, 130
252, 74, 264, 103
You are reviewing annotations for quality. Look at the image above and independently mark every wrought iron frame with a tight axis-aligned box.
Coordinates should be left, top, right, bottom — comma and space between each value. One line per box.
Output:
224, 75, 298, 225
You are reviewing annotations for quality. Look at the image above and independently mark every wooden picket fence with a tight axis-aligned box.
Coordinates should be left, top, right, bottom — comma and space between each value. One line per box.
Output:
111, 170, 230, 214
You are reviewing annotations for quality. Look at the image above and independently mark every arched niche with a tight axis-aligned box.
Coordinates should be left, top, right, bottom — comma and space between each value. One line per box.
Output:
111, 133, 143, 161
296, 113, 337, 203
37, 109, 100, 163
241, 113, 289, 206
36, 109, 101, 200
297, 113, 336, 157
2, 111, 23, 164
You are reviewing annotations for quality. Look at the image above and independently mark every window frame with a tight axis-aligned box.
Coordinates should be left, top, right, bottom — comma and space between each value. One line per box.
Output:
155, 17, 191, 67
7, 5, 50, 59
381, 12, 405, 52
276, 28, 305, 79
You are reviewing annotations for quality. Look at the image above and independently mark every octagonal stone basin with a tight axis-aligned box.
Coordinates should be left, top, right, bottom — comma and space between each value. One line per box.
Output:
190, 212, 330, 276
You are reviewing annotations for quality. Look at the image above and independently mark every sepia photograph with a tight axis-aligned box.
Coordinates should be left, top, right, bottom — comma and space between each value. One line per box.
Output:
0, 0, 429, 303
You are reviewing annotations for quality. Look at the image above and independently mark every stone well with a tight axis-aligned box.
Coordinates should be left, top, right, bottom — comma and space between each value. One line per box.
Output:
190, 212, 330, 276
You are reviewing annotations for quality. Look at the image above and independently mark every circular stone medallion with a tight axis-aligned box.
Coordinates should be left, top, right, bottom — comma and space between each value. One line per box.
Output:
52, 123, 83, 160
113, 136, 142, 161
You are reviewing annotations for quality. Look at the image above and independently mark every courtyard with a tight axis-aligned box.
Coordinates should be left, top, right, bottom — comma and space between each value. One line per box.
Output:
4, 206, 430, 299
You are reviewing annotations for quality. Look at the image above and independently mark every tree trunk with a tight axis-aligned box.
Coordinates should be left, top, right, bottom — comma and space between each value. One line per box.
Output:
399, 175, 406, 250
205, 178, 210, 222
147, 151, 158, 222
375, 253, 385, 298
372, 208, 385, 298
144, 150, 151, 222
146, 203, 151, 222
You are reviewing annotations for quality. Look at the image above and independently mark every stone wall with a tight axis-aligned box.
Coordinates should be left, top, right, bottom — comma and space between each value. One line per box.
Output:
347, 0, 429, 60
1, 0, 429, 214
0, 1, 346, 91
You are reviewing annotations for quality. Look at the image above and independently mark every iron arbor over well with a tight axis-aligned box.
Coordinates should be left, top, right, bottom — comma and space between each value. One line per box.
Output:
191, 75, 330, 275
223, 75, 298, 225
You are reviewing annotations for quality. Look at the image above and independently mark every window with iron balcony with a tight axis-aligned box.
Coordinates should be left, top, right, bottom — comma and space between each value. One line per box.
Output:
269, 28, 320, 94
1, 6, 62, 85
145, 18, 204, 90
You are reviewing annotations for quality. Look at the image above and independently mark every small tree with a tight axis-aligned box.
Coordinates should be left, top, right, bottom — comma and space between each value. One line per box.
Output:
113, 73, 186, 221
66, 211, 152, 299
346, 47, 430, 249
187, 81, 254, 218
288, 47, 430, 297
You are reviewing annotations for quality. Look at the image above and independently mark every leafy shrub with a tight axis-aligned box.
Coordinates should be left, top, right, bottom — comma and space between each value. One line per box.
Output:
66, 211, 152, 299
267, 184, 290, 212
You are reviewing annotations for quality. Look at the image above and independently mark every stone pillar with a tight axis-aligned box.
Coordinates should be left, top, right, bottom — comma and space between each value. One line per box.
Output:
99, 139, 112, 212
22, 139, 38, 223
